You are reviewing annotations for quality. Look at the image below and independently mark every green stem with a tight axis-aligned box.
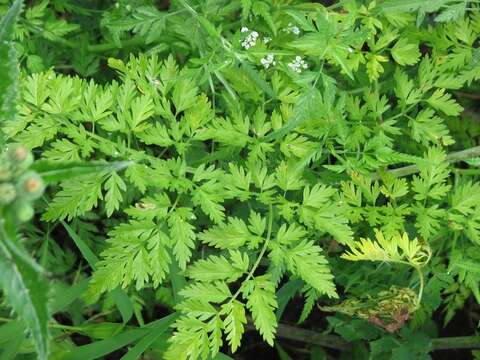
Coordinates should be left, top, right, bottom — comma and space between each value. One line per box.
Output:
0, 317, 82, 332
265, 323, 480, 351
381, 145, 480, 179
431, 336, 480, 350
87, 37, 146, 53
414, 265, 425, 310
62, 37, 147, 53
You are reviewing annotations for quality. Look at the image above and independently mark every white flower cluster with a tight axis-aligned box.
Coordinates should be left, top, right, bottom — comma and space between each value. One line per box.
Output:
260, 54, 276, 69
240, 27, 259, 49
284, 22, 300, 35
263, 36, 272, 44
288, 56, 309, 73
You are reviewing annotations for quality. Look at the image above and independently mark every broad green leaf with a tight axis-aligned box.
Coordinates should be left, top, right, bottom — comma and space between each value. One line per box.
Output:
0, 225, 49, 360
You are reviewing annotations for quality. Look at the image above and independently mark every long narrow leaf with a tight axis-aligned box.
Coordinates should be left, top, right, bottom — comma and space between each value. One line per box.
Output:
0, 225, 49, 359
62, 221, 99, 269
276, 279, 303, 321
50, 278, 89, 314
0, 0, 23, 41
120, 314, 177, 360
64, 314, 177, 360
32, 160, 133, 184
0, 0, 23, 142
62, 221, 133, 322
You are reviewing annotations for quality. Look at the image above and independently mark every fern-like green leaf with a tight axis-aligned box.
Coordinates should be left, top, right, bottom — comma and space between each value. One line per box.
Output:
244, 275, 277, 346
185, 254, 247, 282
221, 300, 247, 352
341, 229, 431, 267
286, 240, 337, 298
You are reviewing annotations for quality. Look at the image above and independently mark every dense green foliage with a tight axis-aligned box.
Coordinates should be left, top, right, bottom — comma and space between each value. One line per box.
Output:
2, 0, 480, 359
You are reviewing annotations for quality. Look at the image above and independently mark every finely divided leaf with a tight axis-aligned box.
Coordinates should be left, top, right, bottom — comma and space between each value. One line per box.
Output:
185, 255, 245, 282
245, 275, 277, 346
286, 240, 337, 298
221, 300, 247, 352
104, 171, 127, 217
427, 88, 463, 116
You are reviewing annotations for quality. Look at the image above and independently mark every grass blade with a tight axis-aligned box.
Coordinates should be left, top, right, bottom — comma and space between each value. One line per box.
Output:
63, 314, 177, 360
0, 0, 23, 143
120, 314, 177, 360
32, 160, 133, 184
62, 221, 133, 322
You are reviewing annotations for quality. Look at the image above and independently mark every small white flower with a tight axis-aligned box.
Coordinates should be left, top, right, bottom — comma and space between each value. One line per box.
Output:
287, 56, 308, 73
348, 47, 353, 53
284, 22, 301, 35
260, 54, 276, 69
241, 26, 249, 33
291, 26, 300, 35
263, 36, 272, 44
240, 29, 259, 50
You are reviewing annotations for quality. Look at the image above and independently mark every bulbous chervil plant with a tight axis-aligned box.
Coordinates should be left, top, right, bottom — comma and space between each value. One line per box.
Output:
2, 0, 480, 359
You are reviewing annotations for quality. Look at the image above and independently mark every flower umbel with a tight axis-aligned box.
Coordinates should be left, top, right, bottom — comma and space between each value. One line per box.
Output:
241, 29, 259, 49
284, 22, 300, 35
260, 54, 276, 69
287, 56, 309, 73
